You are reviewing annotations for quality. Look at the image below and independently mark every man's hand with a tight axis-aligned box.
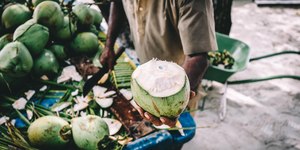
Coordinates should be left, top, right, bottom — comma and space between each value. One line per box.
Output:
135, 91, 196, 127
98, 1, 126, 70
100, 47, 116, 70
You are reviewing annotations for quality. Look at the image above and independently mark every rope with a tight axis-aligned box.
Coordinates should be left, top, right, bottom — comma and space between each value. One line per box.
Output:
228, 75, 300, 84
250, 50, 300, 62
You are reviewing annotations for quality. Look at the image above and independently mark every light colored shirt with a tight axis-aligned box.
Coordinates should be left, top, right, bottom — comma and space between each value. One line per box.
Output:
122, 0, 217, 65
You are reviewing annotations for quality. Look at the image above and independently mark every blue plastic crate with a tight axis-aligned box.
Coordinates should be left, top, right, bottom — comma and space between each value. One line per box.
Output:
124, 112, 196, 150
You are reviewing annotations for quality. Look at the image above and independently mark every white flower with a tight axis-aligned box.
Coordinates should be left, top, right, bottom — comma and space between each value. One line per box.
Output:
95, 98, 113, 108
80, 111, 87, 117
101, 91, 116, 98
0, 116, 9, 125
39, 85, 47, 91
57, 65, 82, 83
71, 89, 79, 96
102, 118, 122, 135
25, 90, 35, 100
12, 97, 27, 110
119, 89, 133, 101
92, 86, 107, 97
74, 96, 89, 104
10, 119, 16, 126
26, 110, 33, 120
73, 96, 89, 112
73, 103, 89, 112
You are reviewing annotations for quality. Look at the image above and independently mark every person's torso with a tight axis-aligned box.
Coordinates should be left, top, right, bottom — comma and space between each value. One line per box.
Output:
122, 0, 185, 64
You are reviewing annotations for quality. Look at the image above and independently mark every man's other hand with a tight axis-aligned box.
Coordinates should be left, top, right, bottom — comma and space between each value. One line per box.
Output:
100, 46, 116, 70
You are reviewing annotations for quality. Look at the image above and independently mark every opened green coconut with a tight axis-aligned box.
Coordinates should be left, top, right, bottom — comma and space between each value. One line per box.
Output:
73, 4, 94, 28
70, 32, 99, 55
0, 42, 33, 77
27, 116, 71, 149
1, 4, 31, 30
13, 19, 49, 56
71, 115, 109, 150
53, 16, 76, 41
33, 49, 60, 77
0, 34, 13, 50
32, 0, 60, 7
33, 1, 64, 31
131, 59, 190, 118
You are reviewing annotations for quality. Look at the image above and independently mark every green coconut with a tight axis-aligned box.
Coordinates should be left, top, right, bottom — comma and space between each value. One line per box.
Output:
13, 19, 49, 56
90, 8, 103, 28
70, 32, 99, 55
33, 1, 64, 31
53, 16, 76, 41
131, 59, 190, 118
49, 44, 67, 61
32, 0, 60, 7
0, 42, 33, 77
71, 115, 109, 150
0, 34, 13, 50
27, 116, 71, 149
73, 4, 94, 28
1, 4, 31, 30
33, 49, 60, 77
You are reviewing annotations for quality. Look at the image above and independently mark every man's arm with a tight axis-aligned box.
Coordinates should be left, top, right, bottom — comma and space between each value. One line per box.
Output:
182, 53, 209, 92
99, 1, 126, 70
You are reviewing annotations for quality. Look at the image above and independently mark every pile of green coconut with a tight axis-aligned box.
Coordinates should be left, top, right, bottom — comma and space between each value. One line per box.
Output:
0, 1, 193, 149
27, 115, 111, 150
0, 0, 103, 94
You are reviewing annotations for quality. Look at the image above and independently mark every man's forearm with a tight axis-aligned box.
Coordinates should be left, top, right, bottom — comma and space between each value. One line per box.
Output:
104, 1, 126, 49
182, 53, 209, 91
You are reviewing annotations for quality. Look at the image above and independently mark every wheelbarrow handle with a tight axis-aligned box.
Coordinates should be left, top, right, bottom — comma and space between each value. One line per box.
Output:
250, 50, 300, 62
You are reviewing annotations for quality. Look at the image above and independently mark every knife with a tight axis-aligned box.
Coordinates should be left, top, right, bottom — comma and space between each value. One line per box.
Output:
83, 46, 126, 96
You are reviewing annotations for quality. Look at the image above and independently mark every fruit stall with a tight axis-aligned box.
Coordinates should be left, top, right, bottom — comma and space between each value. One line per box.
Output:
0, 0, 196, 149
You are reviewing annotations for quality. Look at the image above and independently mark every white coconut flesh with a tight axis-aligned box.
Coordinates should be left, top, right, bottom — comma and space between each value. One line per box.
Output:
102, 118, 122, 135
132, 59, 186, 97
131, 59, 190, 118
119, 89, 133, 101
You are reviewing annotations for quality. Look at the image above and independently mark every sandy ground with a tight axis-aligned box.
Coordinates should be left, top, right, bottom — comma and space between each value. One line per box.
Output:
183, 1, 300, 150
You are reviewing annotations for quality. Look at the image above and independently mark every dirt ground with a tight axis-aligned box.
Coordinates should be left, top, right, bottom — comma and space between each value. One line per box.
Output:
183, 1, 300, 150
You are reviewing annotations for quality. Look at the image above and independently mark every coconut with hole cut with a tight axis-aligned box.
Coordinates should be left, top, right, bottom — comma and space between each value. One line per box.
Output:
131, 59, 190, 118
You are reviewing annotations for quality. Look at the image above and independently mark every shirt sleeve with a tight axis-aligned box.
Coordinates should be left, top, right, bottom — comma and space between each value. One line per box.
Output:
177, 0, 218, 55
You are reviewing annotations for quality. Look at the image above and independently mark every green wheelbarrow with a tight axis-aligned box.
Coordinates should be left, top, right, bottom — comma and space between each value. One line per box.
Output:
202, 32, 300, 120
203, 33, 251, 83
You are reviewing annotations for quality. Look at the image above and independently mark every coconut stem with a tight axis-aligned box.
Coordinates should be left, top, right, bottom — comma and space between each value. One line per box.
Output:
60, 125, 72, 141
163, 125, 215, 131
15, 109, 30, 126
37, 79, 78, 90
